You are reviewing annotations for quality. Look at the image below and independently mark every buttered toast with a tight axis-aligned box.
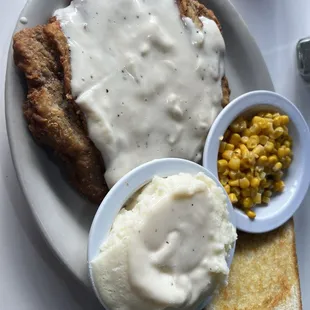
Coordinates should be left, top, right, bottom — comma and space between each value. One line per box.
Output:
208, 219, 301, 310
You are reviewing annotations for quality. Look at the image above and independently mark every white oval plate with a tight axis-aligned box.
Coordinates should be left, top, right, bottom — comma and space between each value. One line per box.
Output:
5, 0, 273, 284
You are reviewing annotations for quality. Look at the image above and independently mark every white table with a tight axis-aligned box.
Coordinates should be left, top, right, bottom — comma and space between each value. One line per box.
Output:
1, 1, 309, 309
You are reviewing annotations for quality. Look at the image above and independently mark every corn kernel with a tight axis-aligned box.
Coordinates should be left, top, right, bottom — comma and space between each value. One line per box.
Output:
283, 140, 291, 148
260, 179, 267, 188
233, 148, 242, 158
282, 156, 292, 168
275, 142, 281, 149
241, 136, 249, 145
264, 190, 272, 197
265, 113, 273, 119
222, 150, 233, 161
219, 141, 226, 153
229, 133, 241, 146
262, 196, 270, 204
242, 129, 251, 137
217, 159, 228, 172
225, 143, 234, 151
249, 123, 261, 135
273, 116, 281, 128
241, 188, 251, 197
223, 169, 230, 176
229, 179, 240, 187
274, 180, 285, 192
247, 135, 259, 149
229, 193, 238, 204
224, 184, 230, 194
230, 119, 243, 133
241, 153, 256, 169
268, 155, 278, 166
259, 135, 269, 145
237, 171, 245, 179
283, 147, 291, 156
240, 158, 250, 169
250, 188, 258, 198
277, 147, 287, 159
239, 120, 247, 132
253, 193, 262, 204
240, 144, 249, 158
263, 179, 273, 189
220, 176, 228, 186
273, 112, 280, 119
273, 162, 282, 172
257, 155, 268, 166
259, 118, 269, 129
265, 141, 274, 152
228, 157, 241, 170
273, 170, 283, 181
249, 152, 257, 163
252, 116, 263, 124
243, 197, 253, 208
251, 177, 260, 188
231, 187, 241, 196
272, 127, 284, 139
252, 144, 265, 157
246, 172, 253, 180
245, 210, 256, 219
263, 122, 274, 135
280, 115, 289, 125
229, 170, 238, 180
259, 171, 266, 180
240, 177, 250, 189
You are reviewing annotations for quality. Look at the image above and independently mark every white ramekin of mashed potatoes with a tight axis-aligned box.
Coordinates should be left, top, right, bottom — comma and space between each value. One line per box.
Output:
88, 159, 237, 310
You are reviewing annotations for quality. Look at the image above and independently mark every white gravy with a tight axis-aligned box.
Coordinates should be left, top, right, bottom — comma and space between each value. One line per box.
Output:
55, 0, 225, 188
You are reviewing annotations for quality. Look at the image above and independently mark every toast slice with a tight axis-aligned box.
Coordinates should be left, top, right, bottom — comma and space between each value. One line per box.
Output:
207, 219, 301, 310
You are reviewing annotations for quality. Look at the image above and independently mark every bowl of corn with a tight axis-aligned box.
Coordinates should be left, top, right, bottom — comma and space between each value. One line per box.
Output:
203, 90, 310, 233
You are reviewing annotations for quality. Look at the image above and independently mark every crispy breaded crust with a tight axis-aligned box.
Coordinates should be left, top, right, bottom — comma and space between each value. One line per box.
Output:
44, 19, 90, 134
13, 26, 108, 203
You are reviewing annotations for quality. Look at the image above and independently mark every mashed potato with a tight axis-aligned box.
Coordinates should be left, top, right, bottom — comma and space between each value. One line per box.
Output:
91, 173, 237, 310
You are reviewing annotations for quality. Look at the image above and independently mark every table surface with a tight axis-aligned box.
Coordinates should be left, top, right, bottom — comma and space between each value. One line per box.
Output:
1, 0, 310, 309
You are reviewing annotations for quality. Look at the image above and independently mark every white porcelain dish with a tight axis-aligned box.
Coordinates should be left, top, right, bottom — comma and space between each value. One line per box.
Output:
203, 91, 310, 233
88, 158, 236, 310
5, 0, 274, 284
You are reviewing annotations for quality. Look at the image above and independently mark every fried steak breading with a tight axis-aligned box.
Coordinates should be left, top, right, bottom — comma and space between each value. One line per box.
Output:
13, 0, 230, 203
13, 25, 108, 203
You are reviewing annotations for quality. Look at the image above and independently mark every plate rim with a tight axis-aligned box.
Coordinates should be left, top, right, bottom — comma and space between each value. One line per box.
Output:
5, 0, 274, 285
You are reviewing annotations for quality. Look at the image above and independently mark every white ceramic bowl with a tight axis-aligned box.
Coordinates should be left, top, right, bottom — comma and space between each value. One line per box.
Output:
203, 90, 310, 233
88, 158, 236, 309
